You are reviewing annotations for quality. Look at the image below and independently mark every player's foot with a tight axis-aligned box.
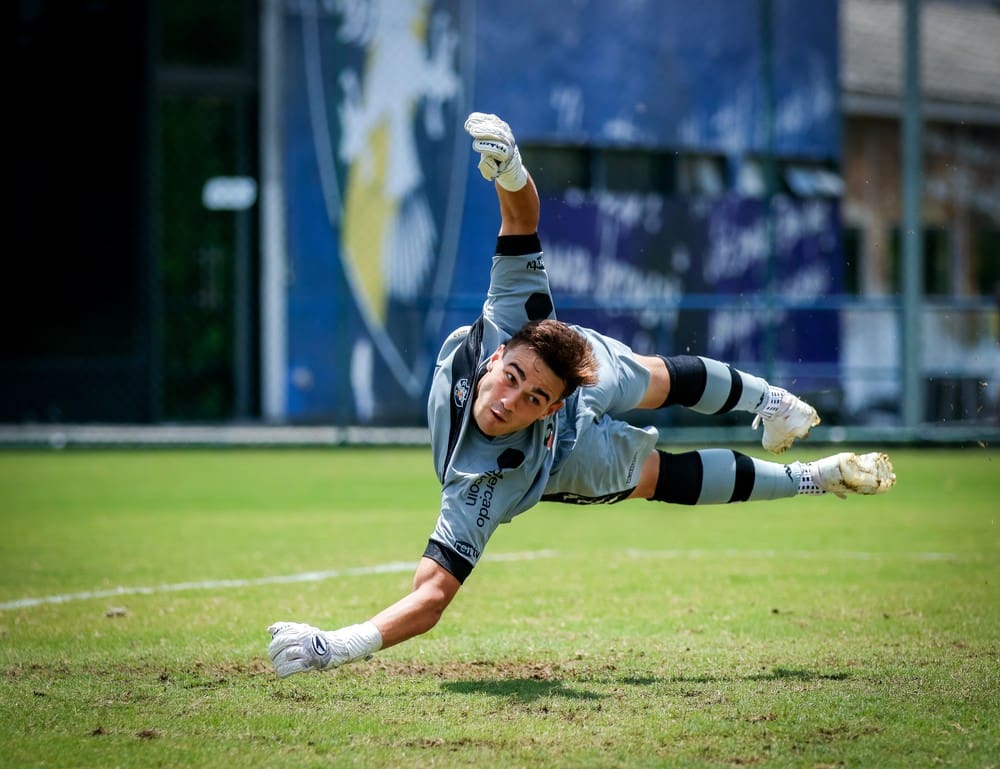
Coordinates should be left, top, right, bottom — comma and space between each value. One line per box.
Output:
752, 388, 821, 454
809, 452, 896, 498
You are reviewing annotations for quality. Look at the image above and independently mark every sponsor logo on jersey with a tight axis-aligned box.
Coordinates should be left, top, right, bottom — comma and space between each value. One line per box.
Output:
462, 449, 528, 528
447, 326, 470, 342
625, 451, 638, 485
454, 377, 470, 408
542, 490, 633, 505
465, 469, 503, 528
454, 540, 481, 560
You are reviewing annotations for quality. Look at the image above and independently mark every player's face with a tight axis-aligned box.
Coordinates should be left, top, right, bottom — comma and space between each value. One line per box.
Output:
473, 345, 565, 437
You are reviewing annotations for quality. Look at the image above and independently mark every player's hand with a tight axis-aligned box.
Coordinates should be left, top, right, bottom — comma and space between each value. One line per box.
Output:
464, 112, 527, 191
267, 621, 342, 678
464, 111, 515, 180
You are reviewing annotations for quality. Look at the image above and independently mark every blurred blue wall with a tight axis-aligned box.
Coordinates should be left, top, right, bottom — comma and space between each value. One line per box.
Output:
280, 0, 841, 423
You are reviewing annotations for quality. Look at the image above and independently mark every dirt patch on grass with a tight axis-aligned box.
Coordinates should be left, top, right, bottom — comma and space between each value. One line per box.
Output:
350, 657, 572, 681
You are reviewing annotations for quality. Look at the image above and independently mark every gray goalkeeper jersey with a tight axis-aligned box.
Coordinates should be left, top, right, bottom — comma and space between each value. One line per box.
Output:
425, 235, 558, 581
424, 233, 658, 582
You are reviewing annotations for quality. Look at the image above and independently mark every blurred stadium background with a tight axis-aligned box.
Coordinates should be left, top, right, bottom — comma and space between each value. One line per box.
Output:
6, 0, 998, 448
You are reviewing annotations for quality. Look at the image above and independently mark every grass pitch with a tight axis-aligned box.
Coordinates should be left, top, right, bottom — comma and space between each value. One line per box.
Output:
0, 446, 997, 768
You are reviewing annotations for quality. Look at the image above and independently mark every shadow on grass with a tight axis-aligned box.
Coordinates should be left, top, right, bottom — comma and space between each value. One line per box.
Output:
747, 667, 850, 682
662, 668, 851, 684
442, 679, 605, 702
440, 668, 847, 701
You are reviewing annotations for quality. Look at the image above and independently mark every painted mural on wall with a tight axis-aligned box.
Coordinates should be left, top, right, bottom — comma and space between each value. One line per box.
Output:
283, 0, 469, 422
281, 0, 841, 423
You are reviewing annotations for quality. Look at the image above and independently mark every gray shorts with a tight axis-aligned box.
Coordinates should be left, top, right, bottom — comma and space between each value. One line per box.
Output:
542, 328, 660, 504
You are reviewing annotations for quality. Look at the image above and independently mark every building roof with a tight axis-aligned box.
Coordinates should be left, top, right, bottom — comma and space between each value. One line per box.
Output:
842, 0, 1000, 122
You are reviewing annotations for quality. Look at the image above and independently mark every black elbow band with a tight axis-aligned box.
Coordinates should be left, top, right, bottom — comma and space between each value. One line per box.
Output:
495, 233, 541, 256
423, 539, 473, 584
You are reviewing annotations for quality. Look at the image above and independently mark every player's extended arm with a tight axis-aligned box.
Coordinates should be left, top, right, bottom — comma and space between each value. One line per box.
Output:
267, 558, 460, 678
497, 174, 539, 236
369, 557, 461, 647
464, 111, 539, 236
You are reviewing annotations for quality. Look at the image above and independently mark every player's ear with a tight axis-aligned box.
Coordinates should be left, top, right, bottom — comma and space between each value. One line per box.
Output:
544, 400, 565, 417
486, 345, 505, 370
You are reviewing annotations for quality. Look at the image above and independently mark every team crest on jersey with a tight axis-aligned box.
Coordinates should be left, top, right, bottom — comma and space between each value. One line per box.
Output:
300, 0, 469, 400
545, 423, 554, 451
453, 377, 470, 408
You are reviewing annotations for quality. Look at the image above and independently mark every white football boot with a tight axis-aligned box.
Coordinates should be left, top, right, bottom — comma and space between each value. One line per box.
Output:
807, 452, 897, 499
752, 387, 821, 454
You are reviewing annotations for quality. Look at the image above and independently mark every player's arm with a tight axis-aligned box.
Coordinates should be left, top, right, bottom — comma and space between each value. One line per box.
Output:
464, 111, 539, 235
267, 558, 460, 678
464, 111, 552, 335
497, 173, 539, 236
368, 557, 461, 647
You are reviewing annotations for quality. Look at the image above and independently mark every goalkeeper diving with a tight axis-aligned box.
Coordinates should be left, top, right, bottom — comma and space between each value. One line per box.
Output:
267, 111, 896, 678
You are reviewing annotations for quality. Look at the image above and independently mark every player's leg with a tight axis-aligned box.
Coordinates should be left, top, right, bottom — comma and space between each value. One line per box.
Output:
628, 447, 895, 503
632, 353, 820, 454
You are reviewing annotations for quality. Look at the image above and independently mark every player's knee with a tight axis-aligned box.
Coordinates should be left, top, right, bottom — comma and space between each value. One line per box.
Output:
633, 354, 671, 409
648, 449, 704, 504
629, 451, 663, 499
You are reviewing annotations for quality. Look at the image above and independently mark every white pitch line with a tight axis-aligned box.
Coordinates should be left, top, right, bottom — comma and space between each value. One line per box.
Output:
623, 548, 964, 562
0, 547, 965, 611
0, 550, 559, 611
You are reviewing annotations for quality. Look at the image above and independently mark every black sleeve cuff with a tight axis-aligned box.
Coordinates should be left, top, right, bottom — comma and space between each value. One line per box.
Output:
495, 233, 541, 256
423, 539, 474, 584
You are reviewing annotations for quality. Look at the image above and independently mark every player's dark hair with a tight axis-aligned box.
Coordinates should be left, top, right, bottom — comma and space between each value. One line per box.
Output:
505, 319, 599, 400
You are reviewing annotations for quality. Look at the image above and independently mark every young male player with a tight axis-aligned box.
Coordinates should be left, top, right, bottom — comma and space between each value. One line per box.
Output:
267, 112, 896, 677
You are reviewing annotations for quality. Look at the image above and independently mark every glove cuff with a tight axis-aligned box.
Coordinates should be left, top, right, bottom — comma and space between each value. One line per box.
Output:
496, 146, 528, 192
324, 621, 383, 668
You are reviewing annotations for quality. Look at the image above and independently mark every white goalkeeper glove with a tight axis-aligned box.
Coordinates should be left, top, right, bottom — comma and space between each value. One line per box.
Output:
463, 111, 528, 191
267, 621, 382, 679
